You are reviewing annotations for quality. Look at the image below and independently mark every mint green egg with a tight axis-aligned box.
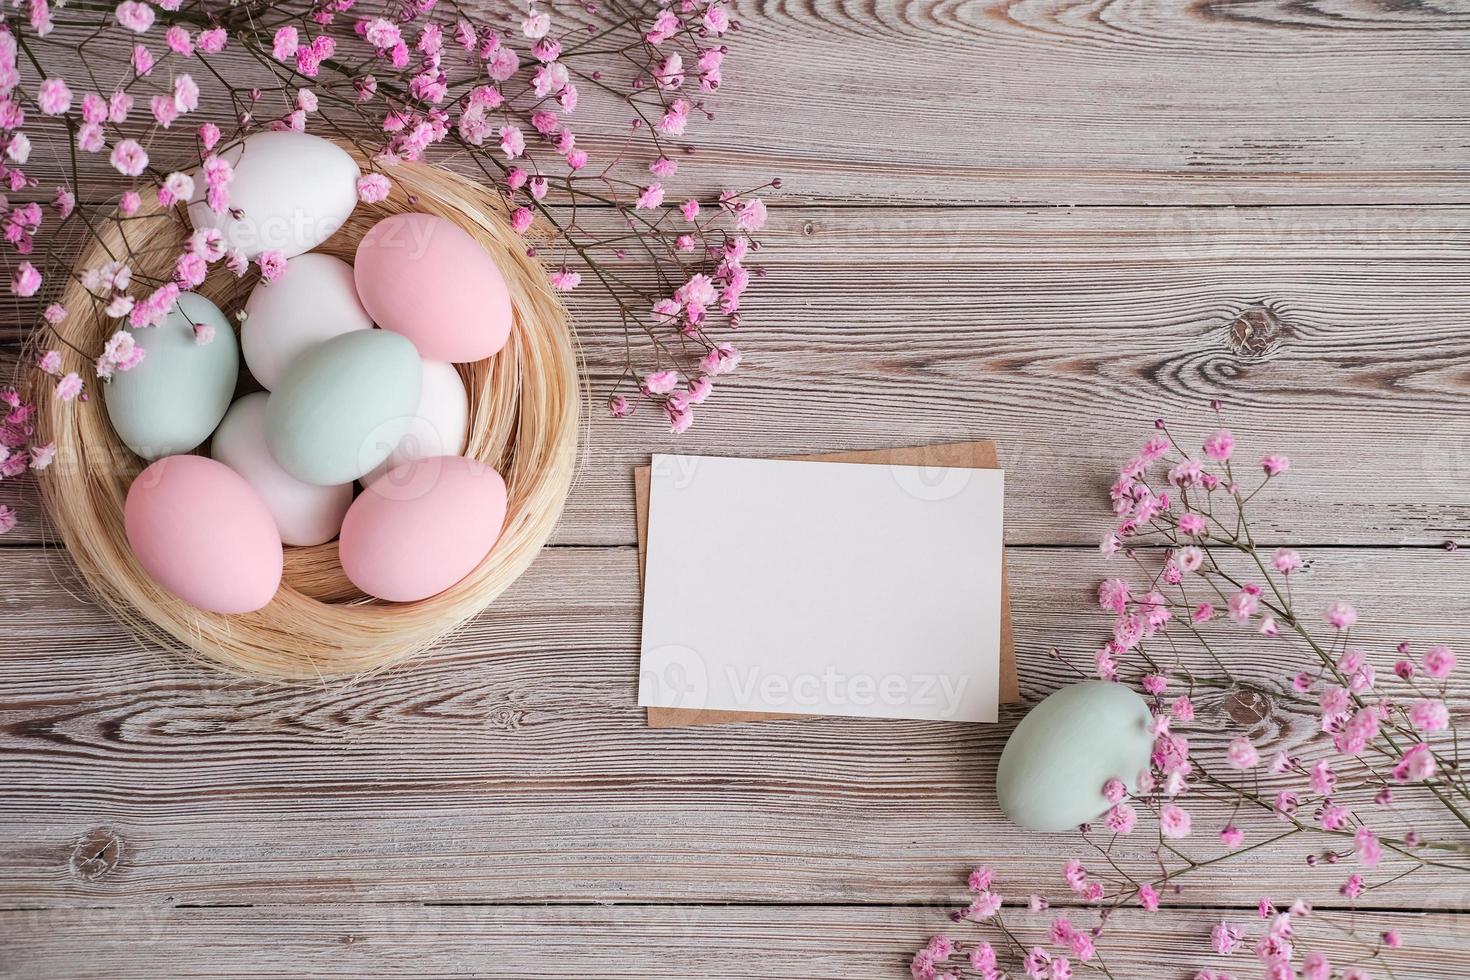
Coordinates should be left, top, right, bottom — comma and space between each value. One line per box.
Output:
996, 681, 1154, 833
103, 293, 238, 460
265, 330, 421, 486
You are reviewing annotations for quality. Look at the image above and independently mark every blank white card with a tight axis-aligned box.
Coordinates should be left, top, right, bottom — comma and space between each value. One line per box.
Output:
639, 454, 1005, 723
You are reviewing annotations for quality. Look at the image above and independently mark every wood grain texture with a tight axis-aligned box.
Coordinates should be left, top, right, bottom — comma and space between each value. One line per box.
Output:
8, 0, 1470, 205
5, 0, 1470, 969
4, 904, 1469, 979
699, 0, 1470, 204
7, 205, 1470, 547
2, 544, 1467, 908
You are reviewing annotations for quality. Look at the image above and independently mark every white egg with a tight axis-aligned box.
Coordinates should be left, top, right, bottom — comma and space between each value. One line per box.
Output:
211, 392, 354, 546
188, 131, 360, 259
242, 253, 373, 390
364, 360, 471, 485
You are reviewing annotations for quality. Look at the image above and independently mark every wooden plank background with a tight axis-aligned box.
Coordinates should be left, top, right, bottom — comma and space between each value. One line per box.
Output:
4, 0, 1470, 977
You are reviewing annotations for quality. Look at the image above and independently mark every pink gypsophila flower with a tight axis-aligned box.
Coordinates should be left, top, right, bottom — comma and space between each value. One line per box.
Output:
38, 78, 72, 115
165, 25, 193, 56
498, 125, 525, 159
110, 139, 148, 176
55, 372, 83, 401
1354, 826, 1383, 868
1272, 548, 1302, 574
635, 182, 665, 209
664, 399, 693, 433
549, 268, 580, 291
115, 0, 155, 32
1202, 429, 1235, 461
1262, 454, 1291, 476
1394, 743, 1436, 782
1301, 953, 1331, 980
202, 155, 233, 213
701, 343, 740, 375
1159, 804, 1191, 838
12, 261, 41, 297
1096, 578, 1130, 613
357, 173, 391, 203
1409, 698, 1450, 732
257, 250, 287, 283
1226, 737, 1258, 769
736, 198, 768, 231
961, 890, 1002, 921
1171, 696, 1195, 722
1424, 644, 1456, 678
1105, 803, 1136, 834
967, 866, 994, 892
1325, 601, 1358, 630
645, 9, 678, 43
1228, 589, 1258, 622
1211, 922, 1242, 955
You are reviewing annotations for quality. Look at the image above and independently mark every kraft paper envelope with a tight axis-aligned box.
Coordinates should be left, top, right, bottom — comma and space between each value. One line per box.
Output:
636, 441, 1018, 728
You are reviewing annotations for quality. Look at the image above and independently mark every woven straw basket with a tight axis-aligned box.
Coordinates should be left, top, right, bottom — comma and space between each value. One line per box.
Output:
31, 153, 580, 680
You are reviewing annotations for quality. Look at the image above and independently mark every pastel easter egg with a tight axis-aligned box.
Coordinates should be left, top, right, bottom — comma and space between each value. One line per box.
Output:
265, 329, 422, 486
996, 681, 1154, 833
353, 213, 512, 362
241, 252, 373, 389
188, 131, 359, 259
364, 360, 469, 485
340, 455, 507, 602
125, 455, 283, 614
103, 292, 238, 460
211, 393, 354, 546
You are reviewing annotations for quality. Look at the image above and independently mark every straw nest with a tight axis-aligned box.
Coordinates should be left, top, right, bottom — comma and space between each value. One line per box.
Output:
31, 153, 580, 680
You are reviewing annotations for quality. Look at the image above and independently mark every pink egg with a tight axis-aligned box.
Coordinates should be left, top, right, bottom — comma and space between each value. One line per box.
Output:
353, 213, 513, 362
125, 455, 284, 614
339, 455, 507, 602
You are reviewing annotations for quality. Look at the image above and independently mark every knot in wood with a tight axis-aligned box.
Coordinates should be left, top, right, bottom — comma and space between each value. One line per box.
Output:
69, 828, 124, 881
1223, 687, 1272, 727
486, 705, 524, 730
1225, 305, 1289, 358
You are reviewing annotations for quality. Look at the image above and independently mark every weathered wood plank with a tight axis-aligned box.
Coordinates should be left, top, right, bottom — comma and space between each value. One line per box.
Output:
2, 544, 1466, 908
6, 205, 1470, 547
2, 904, 1468, 979
704, 0, 1470, 204
10, 0, 1470, 204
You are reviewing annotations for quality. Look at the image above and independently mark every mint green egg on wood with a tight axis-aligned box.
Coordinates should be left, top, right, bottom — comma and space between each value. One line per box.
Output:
996, 681, 1154, 833
103, 292, 238, 460
265, 329, 422, 486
